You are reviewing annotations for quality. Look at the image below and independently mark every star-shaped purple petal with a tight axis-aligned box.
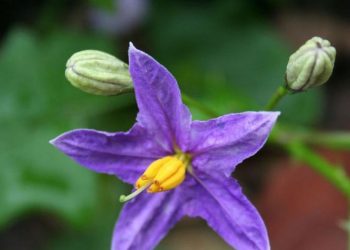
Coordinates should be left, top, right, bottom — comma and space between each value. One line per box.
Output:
51, 43, 279, 250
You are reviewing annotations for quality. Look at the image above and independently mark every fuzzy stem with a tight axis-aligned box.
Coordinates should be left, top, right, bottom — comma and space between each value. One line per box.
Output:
284, 141, 350, 198
271, 126, 350, 151
299, 131, 350, 150
264, 86, 289, 111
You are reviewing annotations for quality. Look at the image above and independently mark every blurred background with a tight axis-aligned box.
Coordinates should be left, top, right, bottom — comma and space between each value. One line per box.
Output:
0, 0, 350, 249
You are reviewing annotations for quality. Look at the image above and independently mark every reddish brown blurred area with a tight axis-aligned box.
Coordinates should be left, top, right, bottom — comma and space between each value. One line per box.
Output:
258, 149, 350, 250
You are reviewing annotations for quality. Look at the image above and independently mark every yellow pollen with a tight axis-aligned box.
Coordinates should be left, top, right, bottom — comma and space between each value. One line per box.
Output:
120, 154, 189, 203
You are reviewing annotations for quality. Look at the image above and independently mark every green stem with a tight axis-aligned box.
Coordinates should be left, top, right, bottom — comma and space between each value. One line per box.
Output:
264, 86, 289, 111
302, 132, 350, 150
271, 126, 350, 151
284, 141, 350, 198
182, 93, 219, 118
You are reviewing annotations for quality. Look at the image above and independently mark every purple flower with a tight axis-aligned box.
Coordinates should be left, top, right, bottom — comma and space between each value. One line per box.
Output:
51, 44, 279, 250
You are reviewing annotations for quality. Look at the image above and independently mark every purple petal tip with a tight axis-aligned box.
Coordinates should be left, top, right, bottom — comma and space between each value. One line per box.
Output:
49, 138, 55, 145
262, 111, 280, 122
128, 42, 150, 60
128, 42, 138, 53
49, 135, 61, 147
271, 111, 281, 119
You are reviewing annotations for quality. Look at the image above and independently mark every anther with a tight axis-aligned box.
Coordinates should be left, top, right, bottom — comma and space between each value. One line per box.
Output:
119, 154, 190, 202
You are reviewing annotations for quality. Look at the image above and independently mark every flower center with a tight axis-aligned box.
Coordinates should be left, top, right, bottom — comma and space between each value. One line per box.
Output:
119, 153, 190, 203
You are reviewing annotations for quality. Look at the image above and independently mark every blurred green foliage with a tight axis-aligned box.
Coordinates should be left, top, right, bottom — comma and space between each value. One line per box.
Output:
89, 0, 114, 10
0, 28, 129, 229
149, 1, 323, 124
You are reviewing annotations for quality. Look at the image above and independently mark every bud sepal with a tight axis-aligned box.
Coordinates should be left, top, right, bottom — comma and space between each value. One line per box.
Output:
285, 36, 336, 92
65, 50, 133, 96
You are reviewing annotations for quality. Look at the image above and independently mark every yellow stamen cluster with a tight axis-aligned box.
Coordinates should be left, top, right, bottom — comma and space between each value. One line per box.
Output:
135, 156, 186, 193
119, 154, 190, 203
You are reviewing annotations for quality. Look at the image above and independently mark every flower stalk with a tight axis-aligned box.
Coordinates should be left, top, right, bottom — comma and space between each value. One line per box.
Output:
283, 141, 350, 198
264, 86, 289, 111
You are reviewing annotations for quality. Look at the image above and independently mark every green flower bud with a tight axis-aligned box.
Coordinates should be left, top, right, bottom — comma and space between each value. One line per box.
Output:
285, 36, 336, 92
65, 50, 133, 95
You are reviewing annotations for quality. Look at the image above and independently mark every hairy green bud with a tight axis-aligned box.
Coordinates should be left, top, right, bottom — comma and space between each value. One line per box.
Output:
65, 50, 133, 95
285, 37, 336, 92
